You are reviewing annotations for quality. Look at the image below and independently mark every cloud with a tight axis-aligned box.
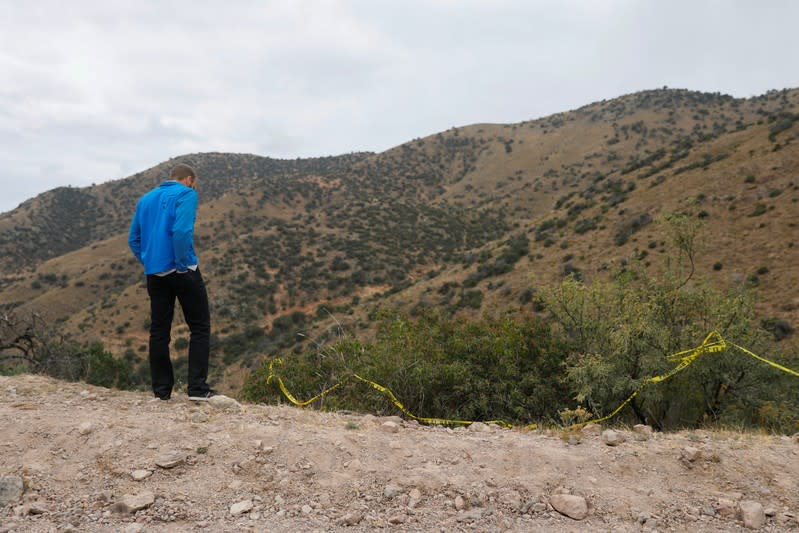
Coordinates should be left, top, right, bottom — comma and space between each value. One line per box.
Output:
0, 0, 798, 213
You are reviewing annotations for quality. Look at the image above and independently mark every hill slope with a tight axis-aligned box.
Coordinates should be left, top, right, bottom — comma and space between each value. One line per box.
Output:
1, 87, 798, 391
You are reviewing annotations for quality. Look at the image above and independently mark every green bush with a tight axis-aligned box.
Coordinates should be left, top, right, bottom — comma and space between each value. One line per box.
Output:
242, 310, 570, 425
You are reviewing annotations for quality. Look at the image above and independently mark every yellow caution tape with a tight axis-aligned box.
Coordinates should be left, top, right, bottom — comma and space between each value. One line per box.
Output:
266, 332, 797, 430
579, 331, 798, 427
266, 358, 513, 428
728, 340, 799, 378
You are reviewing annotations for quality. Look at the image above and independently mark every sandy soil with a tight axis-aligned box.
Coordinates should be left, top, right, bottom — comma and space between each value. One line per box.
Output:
1, 374, 797, 532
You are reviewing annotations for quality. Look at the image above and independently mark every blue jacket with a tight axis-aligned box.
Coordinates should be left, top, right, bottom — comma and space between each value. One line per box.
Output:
128, 181, 199, 275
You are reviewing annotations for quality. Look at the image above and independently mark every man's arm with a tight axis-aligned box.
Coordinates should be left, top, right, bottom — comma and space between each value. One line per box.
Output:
173, 189, 197, 271
128, 207, 143, 263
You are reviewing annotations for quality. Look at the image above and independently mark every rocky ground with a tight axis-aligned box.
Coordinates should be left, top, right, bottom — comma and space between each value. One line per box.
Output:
1, 374, 798, 532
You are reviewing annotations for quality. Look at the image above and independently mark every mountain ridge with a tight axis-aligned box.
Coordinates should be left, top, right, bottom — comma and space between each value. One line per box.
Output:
1, 86, 798, 392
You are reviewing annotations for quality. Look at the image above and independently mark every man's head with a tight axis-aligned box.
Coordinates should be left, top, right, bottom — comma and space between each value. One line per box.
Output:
171, 164, 197, 189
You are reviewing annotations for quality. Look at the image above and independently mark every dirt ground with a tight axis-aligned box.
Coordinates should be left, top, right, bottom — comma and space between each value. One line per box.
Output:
1, 374, 797, 532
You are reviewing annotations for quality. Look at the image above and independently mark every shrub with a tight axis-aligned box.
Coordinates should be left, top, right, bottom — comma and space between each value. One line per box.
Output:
242, 310, 570, 425
761, 317, 793, 341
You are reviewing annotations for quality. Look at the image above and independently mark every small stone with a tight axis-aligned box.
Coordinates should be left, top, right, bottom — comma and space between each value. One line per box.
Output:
301, 504, 312, 514
468, 422, 491, 433
681, 446, 702, 462
384, 484, 404, 498
601, 429, 626, 446
116, 491, 155, 513
336, 511, 363, 526
78, 422, 94, 436
230, 499, 253, 515
455, 508, 484, 522
531, 502, 547, 513
715, 498, 737, 517
387, 514, 406, 524
155, 450, 186, 469
130, 470, 152, 481
381, 421, 400, 433
581, 423, 601, 435
408, 488, 422, 508
191, 412, 209, 423
764, 507, 777, 517
208, 395, 241, 411
549, 494, 589, 520
0, 476, 24, 506
702, 506, 717, 517
454, 495, 467, 510
739, 500, 765, 529
633, 424, 653, 440
26, 501, 48, 515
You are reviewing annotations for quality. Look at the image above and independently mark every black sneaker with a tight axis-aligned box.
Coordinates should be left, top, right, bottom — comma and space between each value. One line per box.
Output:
155, 392, 171, 401
188, 390, 218, 401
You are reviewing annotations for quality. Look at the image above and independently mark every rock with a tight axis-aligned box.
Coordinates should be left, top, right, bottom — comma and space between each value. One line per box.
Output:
581, 423, 601, 435
408, 487, 422, 508
25, 500, 48, 515
681, 446, 702, 462
387, 513, 406, 524
115, 491, 155, 513
301, 504, 312, 514
191, 412, 209, 423
633, 424, 653, 440
130, 470, 152, 481
764, 507, 777, 517
12, 500, 48, 517
384, 484, 404, 498
155, 450, 186, 469
336, 511, 363, 526
230, 499, 253, 515
454, 495, 467, 510
455, 508, 484, 522
549, 494, 589, 520
739, 500, 765, 529
259, 445, 274, 455
381, 421, 400, 433
209, 395, 241, 411
78, 422, 94, 435
702, 506, 717, 517
601, 429, 626, 446
0, 476, 24, 506
468, 422, 491, 433
715, 498, 737, 517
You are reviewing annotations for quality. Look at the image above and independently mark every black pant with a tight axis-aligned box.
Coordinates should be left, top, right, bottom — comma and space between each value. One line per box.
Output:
146, 269, 211, 397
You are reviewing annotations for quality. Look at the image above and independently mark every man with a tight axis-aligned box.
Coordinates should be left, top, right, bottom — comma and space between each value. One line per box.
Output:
128, 163, 215, 401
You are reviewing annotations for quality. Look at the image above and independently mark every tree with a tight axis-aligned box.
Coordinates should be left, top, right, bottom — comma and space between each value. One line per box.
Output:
541, 214, 792, 431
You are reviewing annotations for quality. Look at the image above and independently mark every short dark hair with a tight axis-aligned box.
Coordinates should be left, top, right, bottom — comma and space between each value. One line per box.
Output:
170, 164, 196, 181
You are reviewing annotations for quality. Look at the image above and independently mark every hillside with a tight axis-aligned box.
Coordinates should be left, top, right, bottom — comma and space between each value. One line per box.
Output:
2, 374, 798, 532
0, 87, 798, 393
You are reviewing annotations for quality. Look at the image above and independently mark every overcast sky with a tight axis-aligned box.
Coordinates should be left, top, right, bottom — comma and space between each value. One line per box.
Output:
1, 0, 797, 214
